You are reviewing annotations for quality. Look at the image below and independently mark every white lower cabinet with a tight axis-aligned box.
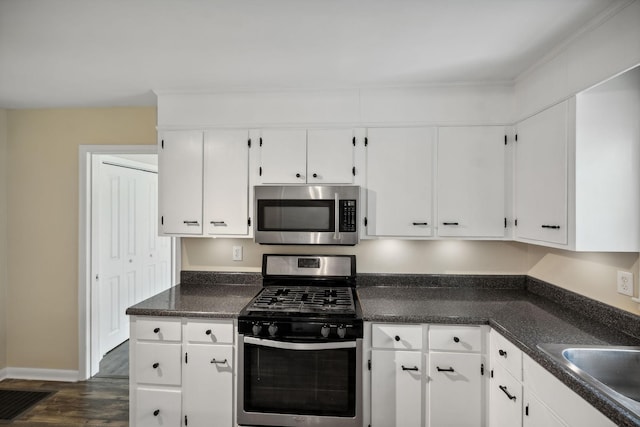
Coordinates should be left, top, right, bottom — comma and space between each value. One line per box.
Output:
130, 316, 234, 427
522, 390, 565, 427
489, 361, 523, 427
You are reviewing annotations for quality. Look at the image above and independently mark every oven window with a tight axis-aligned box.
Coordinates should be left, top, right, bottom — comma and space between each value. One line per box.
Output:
243, 343, 356, 417
258, 200, 334, 232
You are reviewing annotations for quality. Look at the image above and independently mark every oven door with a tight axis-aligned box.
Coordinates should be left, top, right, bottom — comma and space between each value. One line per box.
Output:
237, 335, 363, 427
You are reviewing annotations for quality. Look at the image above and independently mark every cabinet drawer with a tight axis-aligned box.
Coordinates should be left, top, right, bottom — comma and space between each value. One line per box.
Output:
429, 325, 482, 352
185, 320, 234, 344
372, 324, 423, 350
135, 342, 182, 386
135, 387, 182, 426
135, 317, 182, 342
490, 362, 522, 426
490, 329, 522, 381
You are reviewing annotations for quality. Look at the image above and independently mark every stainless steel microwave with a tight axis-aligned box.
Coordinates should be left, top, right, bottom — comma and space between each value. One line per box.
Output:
254, 185, 360, 245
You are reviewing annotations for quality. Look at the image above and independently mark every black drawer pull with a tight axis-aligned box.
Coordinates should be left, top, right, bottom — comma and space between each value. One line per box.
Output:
205, 329, 212, 335
436, 366, 455, 372
153, 409, 160, 416
295, 173, 301, 178
412, 222, 428, 226
453, 336, 460, 343
499, 349, 507, 357
312, 173, 318, 178
183, 220, 199, 225
153, 327, 160, 333
499, 385, 517, 401
394, 335, 401, 342
210, 221, 226, 226
442, 222, 459, 226
401, 365, 419, 371
541, 225, 560, 229
211, 358, 228, 364
152, 362, 159, 369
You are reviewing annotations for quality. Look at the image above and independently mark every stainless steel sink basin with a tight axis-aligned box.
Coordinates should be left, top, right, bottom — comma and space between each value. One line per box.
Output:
538, 343, 640, 416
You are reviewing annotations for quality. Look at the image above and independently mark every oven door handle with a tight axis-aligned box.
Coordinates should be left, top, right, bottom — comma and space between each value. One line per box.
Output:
334, 192, 340, 241
243, 336, 356, 350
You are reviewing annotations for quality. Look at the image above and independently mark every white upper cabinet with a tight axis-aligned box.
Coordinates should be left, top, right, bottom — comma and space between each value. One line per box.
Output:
258, 128, 354, 184
158, 130, 203, 235
366, 127, 435, 237
307, 129, 355, 183
514, 101, 568, 245
203, 130, 250, 236
437, 126, 506, 238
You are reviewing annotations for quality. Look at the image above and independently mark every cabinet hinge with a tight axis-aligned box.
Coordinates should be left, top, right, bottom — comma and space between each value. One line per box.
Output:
525, 405, 529, 416
352, 136, 356, 147
185, 414, 188, 425
364, 217, 368, 227
161, 216, 164, 225
248, 138, 251, 148
481, 363, 484, 376
515, 219, 518, 227
161, 139, 164, 149
504, 135, 507, 145
490, 369, 494, 378
515, 134, 518, 142
504, 218, 507, 228
248, 217, 252, 227
352, 166, 356, 176
368, 359, 371, 370
260, 137, 263, 147
364, 137, 368, 147
259, 167, 262, 176
185, 352, 188, 364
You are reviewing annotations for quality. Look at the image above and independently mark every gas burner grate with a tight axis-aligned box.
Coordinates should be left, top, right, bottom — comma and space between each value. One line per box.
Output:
248, 286, 355, 314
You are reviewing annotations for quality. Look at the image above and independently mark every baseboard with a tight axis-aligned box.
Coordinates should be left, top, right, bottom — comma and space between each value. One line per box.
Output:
0, 367, 7, 381
5, 367, 79, 382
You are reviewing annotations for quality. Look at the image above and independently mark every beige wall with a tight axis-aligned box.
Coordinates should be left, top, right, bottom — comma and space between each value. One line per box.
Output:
0, 109, 7, 370
183, 238, 640, 315
6, 107, 156, 371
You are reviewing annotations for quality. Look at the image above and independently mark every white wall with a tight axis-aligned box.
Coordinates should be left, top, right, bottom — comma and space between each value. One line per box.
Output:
0, 109, 7, 371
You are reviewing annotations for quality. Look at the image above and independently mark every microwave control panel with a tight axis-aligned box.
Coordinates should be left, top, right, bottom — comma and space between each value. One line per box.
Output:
339, 200, 357, 232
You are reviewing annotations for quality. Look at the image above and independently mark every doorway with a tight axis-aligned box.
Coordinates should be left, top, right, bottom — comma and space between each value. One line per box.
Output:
78, 145, 179, 380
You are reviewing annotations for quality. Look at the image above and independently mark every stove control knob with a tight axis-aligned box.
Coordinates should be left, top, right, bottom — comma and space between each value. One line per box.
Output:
337, 325, 347, 339
252, 323, 262, 336
268, 323, 278, 337
320, 324, 331, 338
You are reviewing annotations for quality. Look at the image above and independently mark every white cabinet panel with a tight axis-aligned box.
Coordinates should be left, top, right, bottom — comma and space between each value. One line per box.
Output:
158, 130, 203, 235
203, 129, 250, 235
515, 102, 568, 245
490, 329, 522, 381
184, 344, 233, 427
307, 129, 355, 183
372, 323, 423, 350
429, 325, 482, 353
259, 129, 308, 183
489, 362, 522, 427
135, 342, 182, 386
135, 387, 182, 427
135, 317, 182, 342
371, 349, 422, 427
437, 126, 505, 237
185, 319, 234, 344
366, 127, 435, 237
428, 352, 483, 427
523, 390, 566, 427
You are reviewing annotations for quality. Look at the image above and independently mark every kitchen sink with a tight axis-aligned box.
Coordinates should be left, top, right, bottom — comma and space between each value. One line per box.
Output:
537, 343, 640, 417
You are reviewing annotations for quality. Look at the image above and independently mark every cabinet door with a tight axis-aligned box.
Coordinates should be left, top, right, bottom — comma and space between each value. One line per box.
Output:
203, 130, 249, 235
135, 387, 182, 427
259, 129, 307, 183
489, 363, 522, 427
158, 131, 203, 235
371, 349, 422, 427
438, 127, 505, 237
184, 344, 233, 427
515, 102, 568, 245
429, 353, 483, 427
523, 390, 566, 427
366, 128, 435, 237
307, 129, 354, 184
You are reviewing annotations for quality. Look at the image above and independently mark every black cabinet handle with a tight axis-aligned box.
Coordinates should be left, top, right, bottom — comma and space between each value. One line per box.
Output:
205, 329, 212, 335
394, 335, 401, 342
412, 222, 428, 226
436, 366, 455, 372
402, 365, 419, 371
183, 220, 199, 226
152, 362, 159, 369
210, 358, 228, 364
442, 222, 459, 226
541, 225, 561, 229
312, 173, 318, 178
295, 173, 301, 178
153, 409, 160, 416
499, 349, 507, 357
210, 221, 226, 226
153, 327, 160, 333
499, 385, 517, 401
453, 336, 460, 343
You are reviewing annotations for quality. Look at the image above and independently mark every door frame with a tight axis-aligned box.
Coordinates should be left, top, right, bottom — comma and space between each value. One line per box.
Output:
78, 144, 180, 380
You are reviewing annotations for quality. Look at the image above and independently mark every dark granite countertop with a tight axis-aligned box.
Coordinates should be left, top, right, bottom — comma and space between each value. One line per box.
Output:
125, 283, 262, 318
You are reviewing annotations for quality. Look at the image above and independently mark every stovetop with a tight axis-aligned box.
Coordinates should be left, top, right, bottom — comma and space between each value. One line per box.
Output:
245, 286, 356, 315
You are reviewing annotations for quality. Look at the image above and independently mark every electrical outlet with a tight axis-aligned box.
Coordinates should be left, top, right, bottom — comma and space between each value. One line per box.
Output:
232, 246, 243, 261
617, 271, 634, 296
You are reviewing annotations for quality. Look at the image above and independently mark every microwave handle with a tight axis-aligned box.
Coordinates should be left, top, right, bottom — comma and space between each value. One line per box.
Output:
334, 193, 340, 241
243, 336, 356, 350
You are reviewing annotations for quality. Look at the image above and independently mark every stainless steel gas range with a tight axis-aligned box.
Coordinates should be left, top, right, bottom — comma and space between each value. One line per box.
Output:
237, 254, 363, 427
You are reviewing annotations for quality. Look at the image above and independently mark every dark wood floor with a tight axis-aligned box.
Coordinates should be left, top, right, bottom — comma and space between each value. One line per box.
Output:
96, 340, 129, 379
0, 378, 128, 426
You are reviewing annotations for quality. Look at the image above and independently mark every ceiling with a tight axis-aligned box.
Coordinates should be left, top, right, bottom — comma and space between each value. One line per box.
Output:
0, 0, 628, 109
